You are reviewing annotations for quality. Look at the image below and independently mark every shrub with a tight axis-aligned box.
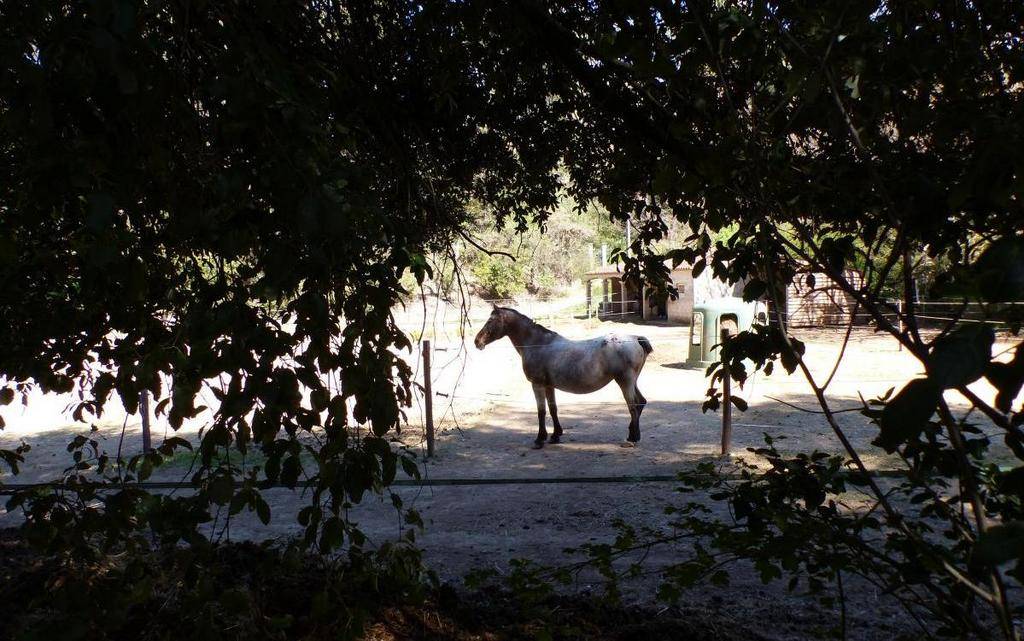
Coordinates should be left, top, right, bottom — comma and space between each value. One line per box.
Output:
471, 255, 527, 300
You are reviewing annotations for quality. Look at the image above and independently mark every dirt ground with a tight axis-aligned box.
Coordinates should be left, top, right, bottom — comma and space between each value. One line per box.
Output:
0, 307, 1018, 640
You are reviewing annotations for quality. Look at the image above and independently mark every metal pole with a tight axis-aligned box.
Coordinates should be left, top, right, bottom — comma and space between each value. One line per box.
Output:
601, 279, 609, 317
423, 340, 434, 458
586, 279, 592, 318
139, 390, 152, 452
720, 328, 732, 457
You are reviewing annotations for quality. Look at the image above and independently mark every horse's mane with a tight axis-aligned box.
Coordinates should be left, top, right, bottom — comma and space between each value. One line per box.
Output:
500, 306, 558, 337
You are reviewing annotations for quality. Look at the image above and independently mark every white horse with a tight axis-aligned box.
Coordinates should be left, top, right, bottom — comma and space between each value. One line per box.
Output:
474, 306, 652, 448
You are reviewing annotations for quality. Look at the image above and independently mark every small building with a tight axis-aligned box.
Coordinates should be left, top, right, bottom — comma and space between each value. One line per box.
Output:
781, 269, 865, 327
583, 264, 642, 319
643, 262, 747, 323
640, 263, 697, 323
584, 260, 744, 324
584, 259, 865, 328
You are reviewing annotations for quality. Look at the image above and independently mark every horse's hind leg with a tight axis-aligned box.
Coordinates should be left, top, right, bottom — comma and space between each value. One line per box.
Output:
634, 386, 647, 420
532, 384, 548, 449
545, 386, 563, 444
616, 377, 642, 444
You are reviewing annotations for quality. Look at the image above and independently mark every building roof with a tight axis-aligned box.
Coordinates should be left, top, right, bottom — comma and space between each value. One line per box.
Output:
584, 259, 692, 280
584, 263, 628, 279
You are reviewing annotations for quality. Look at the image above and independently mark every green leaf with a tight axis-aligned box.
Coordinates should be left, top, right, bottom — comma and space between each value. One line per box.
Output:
927, 325, 994, 389
229, 488, 250, 515
264, 452, 282, 483
382, 452, 397, 485
875, 379, 942, 453
974, 237, 1024, 302
742, 279, 768, 302
161, 436, 193, 452
138, 456, 154, 481
209, 475, 234, 505
319, 517, 345, 551
267, 615, 294, 631
972, 521, 1024, 567
280, 455, 302, 488
254, 494, 271, 525
400, 455, 421, 480
219, 588, 250, 615
778, 337, 805, 374
819, 236, 854, 274
996, 466, 1024, 497
86, 192, 115, 232
985, 343, 1024, 412
664, 248, 690, 269
755, 558, 782, 583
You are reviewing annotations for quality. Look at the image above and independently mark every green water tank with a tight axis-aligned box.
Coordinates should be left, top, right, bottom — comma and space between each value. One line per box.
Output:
685, 297, 766, 369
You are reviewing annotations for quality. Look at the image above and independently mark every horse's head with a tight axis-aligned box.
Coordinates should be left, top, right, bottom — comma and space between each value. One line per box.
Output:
474, 306, 508, 350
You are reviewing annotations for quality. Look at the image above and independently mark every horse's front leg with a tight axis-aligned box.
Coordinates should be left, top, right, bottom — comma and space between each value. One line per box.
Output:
546, 386, 562, 444
532, 384, 548, 449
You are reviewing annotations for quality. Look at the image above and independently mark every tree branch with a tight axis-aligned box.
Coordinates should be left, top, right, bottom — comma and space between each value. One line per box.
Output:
456, 227, 516, 261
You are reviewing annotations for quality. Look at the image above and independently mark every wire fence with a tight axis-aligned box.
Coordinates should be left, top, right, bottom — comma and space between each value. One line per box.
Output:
0, 467, 922, 495
781, 299, 1021, 329
399, 293, 1024, 338
9, 294, 1016, 466
395, 296, 641, 332
403, 294, 1024, 456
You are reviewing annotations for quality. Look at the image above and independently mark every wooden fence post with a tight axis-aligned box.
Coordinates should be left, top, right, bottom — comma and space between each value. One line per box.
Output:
720, 328, 732, 457
423, 340, 435, 458
139, 390, 152, 452
897, 300, 904, 351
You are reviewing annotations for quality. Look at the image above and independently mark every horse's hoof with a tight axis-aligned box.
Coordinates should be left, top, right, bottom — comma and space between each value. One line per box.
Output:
532, 441, 545, 450
549, 435, 561, 444
620, 441, 638, 448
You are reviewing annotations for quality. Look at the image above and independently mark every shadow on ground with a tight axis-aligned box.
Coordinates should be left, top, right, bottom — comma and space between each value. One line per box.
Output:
425, 390, 906, 480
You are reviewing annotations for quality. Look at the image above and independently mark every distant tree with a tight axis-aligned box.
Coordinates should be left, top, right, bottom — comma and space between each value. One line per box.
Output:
470, 253, 528, 299
458, 194, 614, 299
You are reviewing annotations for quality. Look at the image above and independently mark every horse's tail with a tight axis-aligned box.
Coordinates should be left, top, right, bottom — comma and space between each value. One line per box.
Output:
637, 336, 654, 355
